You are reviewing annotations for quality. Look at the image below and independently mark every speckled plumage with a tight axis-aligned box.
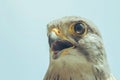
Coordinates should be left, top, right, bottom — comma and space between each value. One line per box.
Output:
44, 16, 116, 80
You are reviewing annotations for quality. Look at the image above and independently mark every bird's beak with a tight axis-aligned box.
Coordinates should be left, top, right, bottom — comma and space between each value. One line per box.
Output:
48, 28, 74, 58
48, 28, 60, 47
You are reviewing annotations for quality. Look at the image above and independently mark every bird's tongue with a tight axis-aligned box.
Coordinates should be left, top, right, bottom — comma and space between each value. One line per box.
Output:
52, 40, 73, 52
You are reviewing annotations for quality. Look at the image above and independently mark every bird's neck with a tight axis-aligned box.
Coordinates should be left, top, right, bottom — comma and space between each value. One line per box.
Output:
44, 59, 110, 80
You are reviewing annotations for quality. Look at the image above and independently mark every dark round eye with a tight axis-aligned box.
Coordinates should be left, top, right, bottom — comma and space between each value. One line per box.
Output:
74, 23, 85, 35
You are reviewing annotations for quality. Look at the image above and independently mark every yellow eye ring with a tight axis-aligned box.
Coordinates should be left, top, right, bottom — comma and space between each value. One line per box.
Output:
69, 22, 88, 37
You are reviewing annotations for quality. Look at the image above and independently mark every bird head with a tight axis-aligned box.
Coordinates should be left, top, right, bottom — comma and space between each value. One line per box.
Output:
44, 16, 114, 80
47, 16, 106, 65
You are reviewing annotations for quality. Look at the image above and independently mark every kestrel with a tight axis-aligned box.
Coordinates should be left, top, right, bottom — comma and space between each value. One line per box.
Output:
44, 16, 116, 80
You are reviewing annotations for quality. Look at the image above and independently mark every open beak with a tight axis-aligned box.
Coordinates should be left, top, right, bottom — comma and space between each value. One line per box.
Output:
48, 28, 74, 58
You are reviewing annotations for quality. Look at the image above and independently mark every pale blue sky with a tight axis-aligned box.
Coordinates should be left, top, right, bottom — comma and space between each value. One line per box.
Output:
0, 0, 119, 80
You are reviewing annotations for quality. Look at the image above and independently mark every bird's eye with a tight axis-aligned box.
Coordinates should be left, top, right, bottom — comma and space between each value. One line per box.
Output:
69, 22, 87, 36
74, 23, 85, 35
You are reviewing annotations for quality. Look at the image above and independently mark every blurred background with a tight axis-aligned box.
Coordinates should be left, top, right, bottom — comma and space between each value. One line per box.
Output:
0, 0, 119, 80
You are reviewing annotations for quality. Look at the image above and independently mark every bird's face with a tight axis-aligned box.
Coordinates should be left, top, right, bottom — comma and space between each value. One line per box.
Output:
47, 16, 105, 64
44, 17, 113, 80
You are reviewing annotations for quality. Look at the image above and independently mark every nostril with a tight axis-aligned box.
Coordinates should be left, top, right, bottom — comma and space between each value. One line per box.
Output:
57, 30, 60, 34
